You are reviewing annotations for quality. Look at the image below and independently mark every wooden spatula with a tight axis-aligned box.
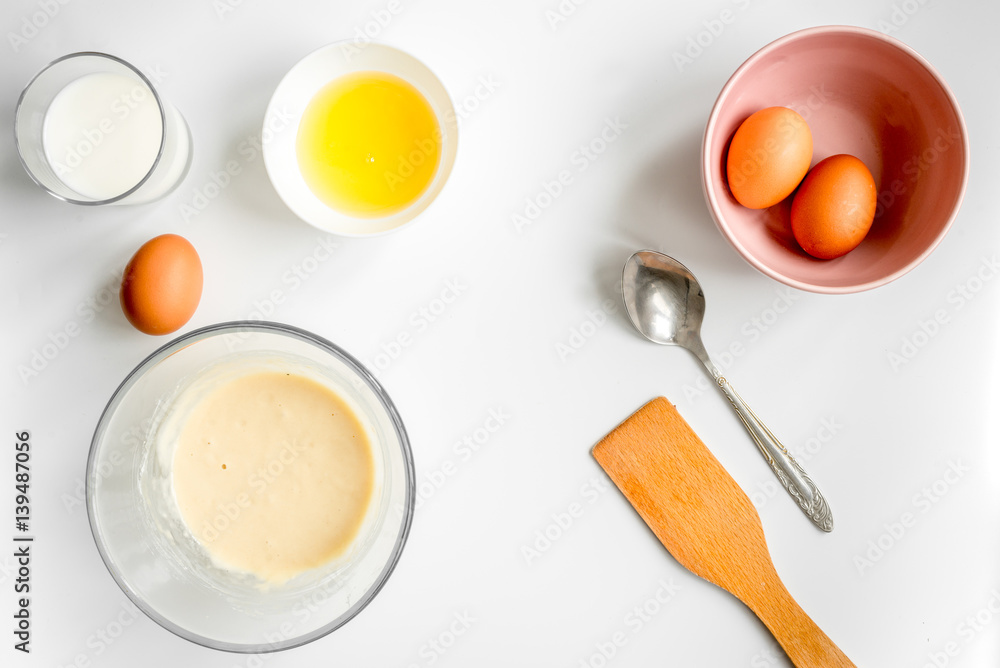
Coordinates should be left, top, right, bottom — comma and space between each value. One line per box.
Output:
592, 397, 855, 668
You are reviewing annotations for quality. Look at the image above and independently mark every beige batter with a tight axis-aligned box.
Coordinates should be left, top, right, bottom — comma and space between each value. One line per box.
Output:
171, 371, 374, 584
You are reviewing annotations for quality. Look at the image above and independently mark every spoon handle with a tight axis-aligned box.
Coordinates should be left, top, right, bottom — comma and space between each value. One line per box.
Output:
713, 375, 834, 532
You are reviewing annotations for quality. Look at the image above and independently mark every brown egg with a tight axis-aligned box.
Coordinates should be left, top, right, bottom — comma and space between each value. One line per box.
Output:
120, 234, 203, 335
791, 154, 877, 260
726, 107, 813, 209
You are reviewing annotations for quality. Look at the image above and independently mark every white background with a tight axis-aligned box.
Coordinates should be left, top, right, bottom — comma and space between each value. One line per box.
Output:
3, 0, 999, 666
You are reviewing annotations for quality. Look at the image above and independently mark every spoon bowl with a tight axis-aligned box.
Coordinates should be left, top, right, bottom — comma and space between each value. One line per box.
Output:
622, 252, 706, 352
621, 250, 833, 532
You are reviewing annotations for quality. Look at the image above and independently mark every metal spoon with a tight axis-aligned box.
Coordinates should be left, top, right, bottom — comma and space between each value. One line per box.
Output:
621, 250, 833, 532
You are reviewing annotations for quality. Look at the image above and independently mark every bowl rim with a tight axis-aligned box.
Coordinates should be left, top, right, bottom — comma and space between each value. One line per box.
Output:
85, 320, 416, 653
701, 24, 970, 294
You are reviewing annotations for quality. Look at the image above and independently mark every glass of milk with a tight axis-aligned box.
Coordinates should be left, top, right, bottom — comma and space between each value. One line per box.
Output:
15, 52, 192, 205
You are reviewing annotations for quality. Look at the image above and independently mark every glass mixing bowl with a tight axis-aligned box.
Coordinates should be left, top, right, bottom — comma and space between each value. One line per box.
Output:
86, 321, 414, 652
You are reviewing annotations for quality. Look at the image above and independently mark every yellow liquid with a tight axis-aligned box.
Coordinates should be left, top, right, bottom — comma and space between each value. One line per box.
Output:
296, 71, 442, 218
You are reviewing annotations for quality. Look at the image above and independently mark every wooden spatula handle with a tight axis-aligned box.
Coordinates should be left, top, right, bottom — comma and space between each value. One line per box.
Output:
746, 577, 856, 668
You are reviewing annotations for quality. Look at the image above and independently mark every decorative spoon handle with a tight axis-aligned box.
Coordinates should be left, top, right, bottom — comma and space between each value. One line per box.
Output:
714, 375, 834, 532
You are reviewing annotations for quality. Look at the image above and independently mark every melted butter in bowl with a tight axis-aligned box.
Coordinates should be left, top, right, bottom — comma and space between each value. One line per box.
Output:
171, 371, 375, 585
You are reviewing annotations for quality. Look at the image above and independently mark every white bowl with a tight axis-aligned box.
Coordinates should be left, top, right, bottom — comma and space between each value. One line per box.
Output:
263, 42, 458, 236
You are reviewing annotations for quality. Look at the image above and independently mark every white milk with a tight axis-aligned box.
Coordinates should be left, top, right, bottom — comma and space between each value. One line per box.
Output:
42, 72, 179, 201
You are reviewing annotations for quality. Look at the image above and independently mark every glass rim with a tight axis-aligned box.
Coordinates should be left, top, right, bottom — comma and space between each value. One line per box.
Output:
85, 320, 416, 653
14, 51, 168, 206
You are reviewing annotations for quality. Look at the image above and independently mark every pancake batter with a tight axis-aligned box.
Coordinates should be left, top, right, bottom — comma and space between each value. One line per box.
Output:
171, 371, 374, 583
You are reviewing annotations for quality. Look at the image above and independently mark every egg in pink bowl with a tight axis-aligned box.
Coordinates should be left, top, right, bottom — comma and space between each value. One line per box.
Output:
702, 25, 969, 294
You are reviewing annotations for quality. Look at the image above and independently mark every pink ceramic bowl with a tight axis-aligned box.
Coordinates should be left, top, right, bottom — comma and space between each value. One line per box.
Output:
702, 26, 969, 294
